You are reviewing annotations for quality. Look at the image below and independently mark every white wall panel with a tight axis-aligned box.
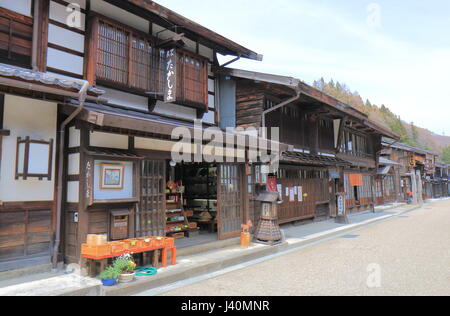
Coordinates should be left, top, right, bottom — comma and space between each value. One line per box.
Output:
67, 181, 79, 203
68, 126, 80, 148
0, 0, 32, 16
48, 24, 85, 53
50, 1, 86, 31
91, 0, 149, 32
202, 110, 215, 125
90, 131, 129, 149
98, 86, 149, 112
208, 94, 215, 109
208, 78, 215, 93
47, 47, 84, 75
153, 101, 197, 121
0, 95, 57, 202
59, 0, 86, 9
68, 153, 80, 175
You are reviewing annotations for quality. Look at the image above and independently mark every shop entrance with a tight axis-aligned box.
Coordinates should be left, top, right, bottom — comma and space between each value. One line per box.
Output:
138, 161, 245, 247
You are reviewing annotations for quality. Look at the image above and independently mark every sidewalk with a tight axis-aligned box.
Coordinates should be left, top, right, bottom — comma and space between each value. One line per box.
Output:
0, 201, 424, 296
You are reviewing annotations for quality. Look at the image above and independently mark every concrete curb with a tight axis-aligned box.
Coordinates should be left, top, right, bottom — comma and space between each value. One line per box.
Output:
104, 203, 423, 296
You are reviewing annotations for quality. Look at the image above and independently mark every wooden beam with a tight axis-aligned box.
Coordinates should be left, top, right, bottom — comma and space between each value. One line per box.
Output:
37, 0, 50, 72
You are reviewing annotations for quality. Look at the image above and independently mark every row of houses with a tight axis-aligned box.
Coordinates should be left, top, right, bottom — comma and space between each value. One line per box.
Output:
377, 141, 450, 205
0, 0, 446, 272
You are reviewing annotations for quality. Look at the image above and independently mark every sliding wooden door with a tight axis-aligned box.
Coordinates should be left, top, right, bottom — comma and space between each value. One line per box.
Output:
217, 164, 244, 240
137, 160, 166, 237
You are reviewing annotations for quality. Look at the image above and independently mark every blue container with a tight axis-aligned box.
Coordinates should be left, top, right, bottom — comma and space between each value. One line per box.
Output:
101, 278, 118, 287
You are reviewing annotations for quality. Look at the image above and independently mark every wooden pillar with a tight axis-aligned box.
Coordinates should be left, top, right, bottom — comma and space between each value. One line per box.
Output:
77, 122, 90, 263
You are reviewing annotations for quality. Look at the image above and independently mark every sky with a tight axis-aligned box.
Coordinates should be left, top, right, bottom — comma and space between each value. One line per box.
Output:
158, 0, 450, 136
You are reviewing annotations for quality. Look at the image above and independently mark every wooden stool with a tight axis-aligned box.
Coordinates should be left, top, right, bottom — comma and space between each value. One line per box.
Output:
161, 247, 177, 268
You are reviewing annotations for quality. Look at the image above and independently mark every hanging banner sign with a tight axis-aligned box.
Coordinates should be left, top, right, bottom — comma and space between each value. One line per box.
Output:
267, 177, 278, 193
164, 49, 177, 103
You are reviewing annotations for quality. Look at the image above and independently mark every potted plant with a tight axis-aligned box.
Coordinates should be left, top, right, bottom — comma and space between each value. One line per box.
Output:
113, 254, 137, 283
98, 266, 120, 287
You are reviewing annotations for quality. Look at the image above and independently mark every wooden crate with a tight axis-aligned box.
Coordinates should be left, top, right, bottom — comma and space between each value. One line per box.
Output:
109, 241, 126, 254
124, 239, 144, 251
153, 237, 164, 248
81, 243, 111, 257
164, 237, 175, 248
138, 237, 154, 248
86, 234, 107, 245
172, 232, 185, 239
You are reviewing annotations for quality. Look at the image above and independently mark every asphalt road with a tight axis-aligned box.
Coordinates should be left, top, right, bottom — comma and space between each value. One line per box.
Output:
159, 199, 450, 296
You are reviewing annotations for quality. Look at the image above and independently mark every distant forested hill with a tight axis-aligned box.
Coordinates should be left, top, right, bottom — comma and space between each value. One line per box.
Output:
312, 78, 450, 162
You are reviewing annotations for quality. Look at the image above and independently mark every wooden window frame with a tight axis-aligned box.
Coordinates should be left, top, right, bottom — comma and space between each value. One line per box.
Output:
0, 95, 9, 175
0, 7, 34, 68
15, 136, 54, 180
85, 13, 209, 110
176, 48, 209, 110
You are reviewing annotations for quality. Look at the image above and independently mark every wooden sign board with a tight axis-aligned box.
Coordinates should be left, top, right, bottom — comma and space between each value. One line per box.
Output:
164, 48, 177, 103
337, 193, 346, 217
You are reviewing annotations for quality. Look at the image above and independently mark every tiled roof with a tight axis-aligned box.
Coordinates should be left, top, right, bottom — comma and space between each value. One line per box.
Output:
281, 151, 352, 166
0, 63, 105, 95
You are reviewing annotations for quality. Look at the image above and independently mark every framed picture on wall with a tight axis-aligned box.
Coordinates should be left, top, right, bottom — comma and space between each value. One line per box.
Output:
100, 164, 125, 190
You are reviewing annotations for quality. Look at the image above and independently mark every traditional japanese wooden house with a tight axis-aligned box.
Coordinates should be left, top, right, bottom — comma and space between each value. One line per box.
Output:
381, 141, 438, 202
216, 68, 399, 223
433, 162, 449, 198
0, 0, 280, 271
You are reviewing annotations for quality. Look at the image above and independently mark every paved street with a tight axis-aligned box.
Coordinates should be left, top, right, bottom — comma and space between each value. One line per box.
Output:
158, 199, 450, 296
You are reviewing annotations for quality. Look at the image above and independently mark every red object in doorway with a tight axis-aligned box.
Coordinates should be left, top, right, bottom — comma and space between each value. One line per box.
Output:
349, 174, 363, 187
267, 177, 278, 193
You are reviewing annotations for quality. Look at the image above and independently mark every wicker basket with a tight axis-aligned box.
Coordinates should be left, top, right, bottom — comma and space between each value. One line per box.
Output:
81, 243, 111, 257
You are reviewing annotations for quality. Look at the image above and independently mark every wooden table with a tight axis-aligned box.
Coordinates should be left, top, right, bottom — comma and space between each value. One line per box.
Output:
81, 246, 176, 277
197, 219, 217, 233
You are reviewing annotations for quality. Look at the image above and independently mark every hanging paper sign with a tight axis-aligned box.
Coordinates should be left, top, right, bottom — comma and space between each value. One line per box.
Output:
289, 187, 295, 202
285, 187, 289, 197
294, 186, 298, 195
337, 193, 346, 216
164, 49, 177, 103
267, 177, 278, 193
277, 184, 283, 200
298, 186, 303, 202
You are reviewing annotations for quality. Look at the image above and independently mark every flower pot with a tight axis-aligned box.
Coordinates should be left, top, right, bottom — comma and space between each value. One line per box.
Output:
101, 278, 118, 287
119, 272, 135, 283
240, 232, 251, 247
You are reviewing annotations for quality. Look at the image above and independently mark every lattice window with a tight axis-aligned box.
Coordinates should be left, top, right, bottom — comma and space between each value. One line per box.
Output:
95, 19, 165, 93
177, 50, 208, 108
0, 8, 33, 67
138, 160, 166, 237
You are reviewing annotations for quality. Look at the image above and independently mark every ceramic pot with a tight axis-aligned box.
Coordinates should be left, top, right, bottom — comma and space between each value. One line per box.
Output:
119, 272, 135, 283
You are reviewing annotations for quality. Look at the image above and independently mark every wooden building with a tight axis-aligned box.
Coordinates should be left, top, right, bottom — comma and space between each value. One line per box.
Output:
216, 68, 399, 223
433, 162, 449, 199
379, 141, 439, 203
0, 0, 278, 271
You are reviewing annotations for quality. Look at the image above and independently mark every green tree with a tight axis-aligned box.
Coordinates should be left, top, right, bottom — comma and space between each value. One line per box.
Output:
441, 146, 450, 164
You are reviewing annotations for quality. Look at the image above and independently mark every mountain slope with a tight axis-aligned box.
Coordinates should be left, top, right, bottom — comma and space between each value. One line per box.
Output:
312, 78, 450, 158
